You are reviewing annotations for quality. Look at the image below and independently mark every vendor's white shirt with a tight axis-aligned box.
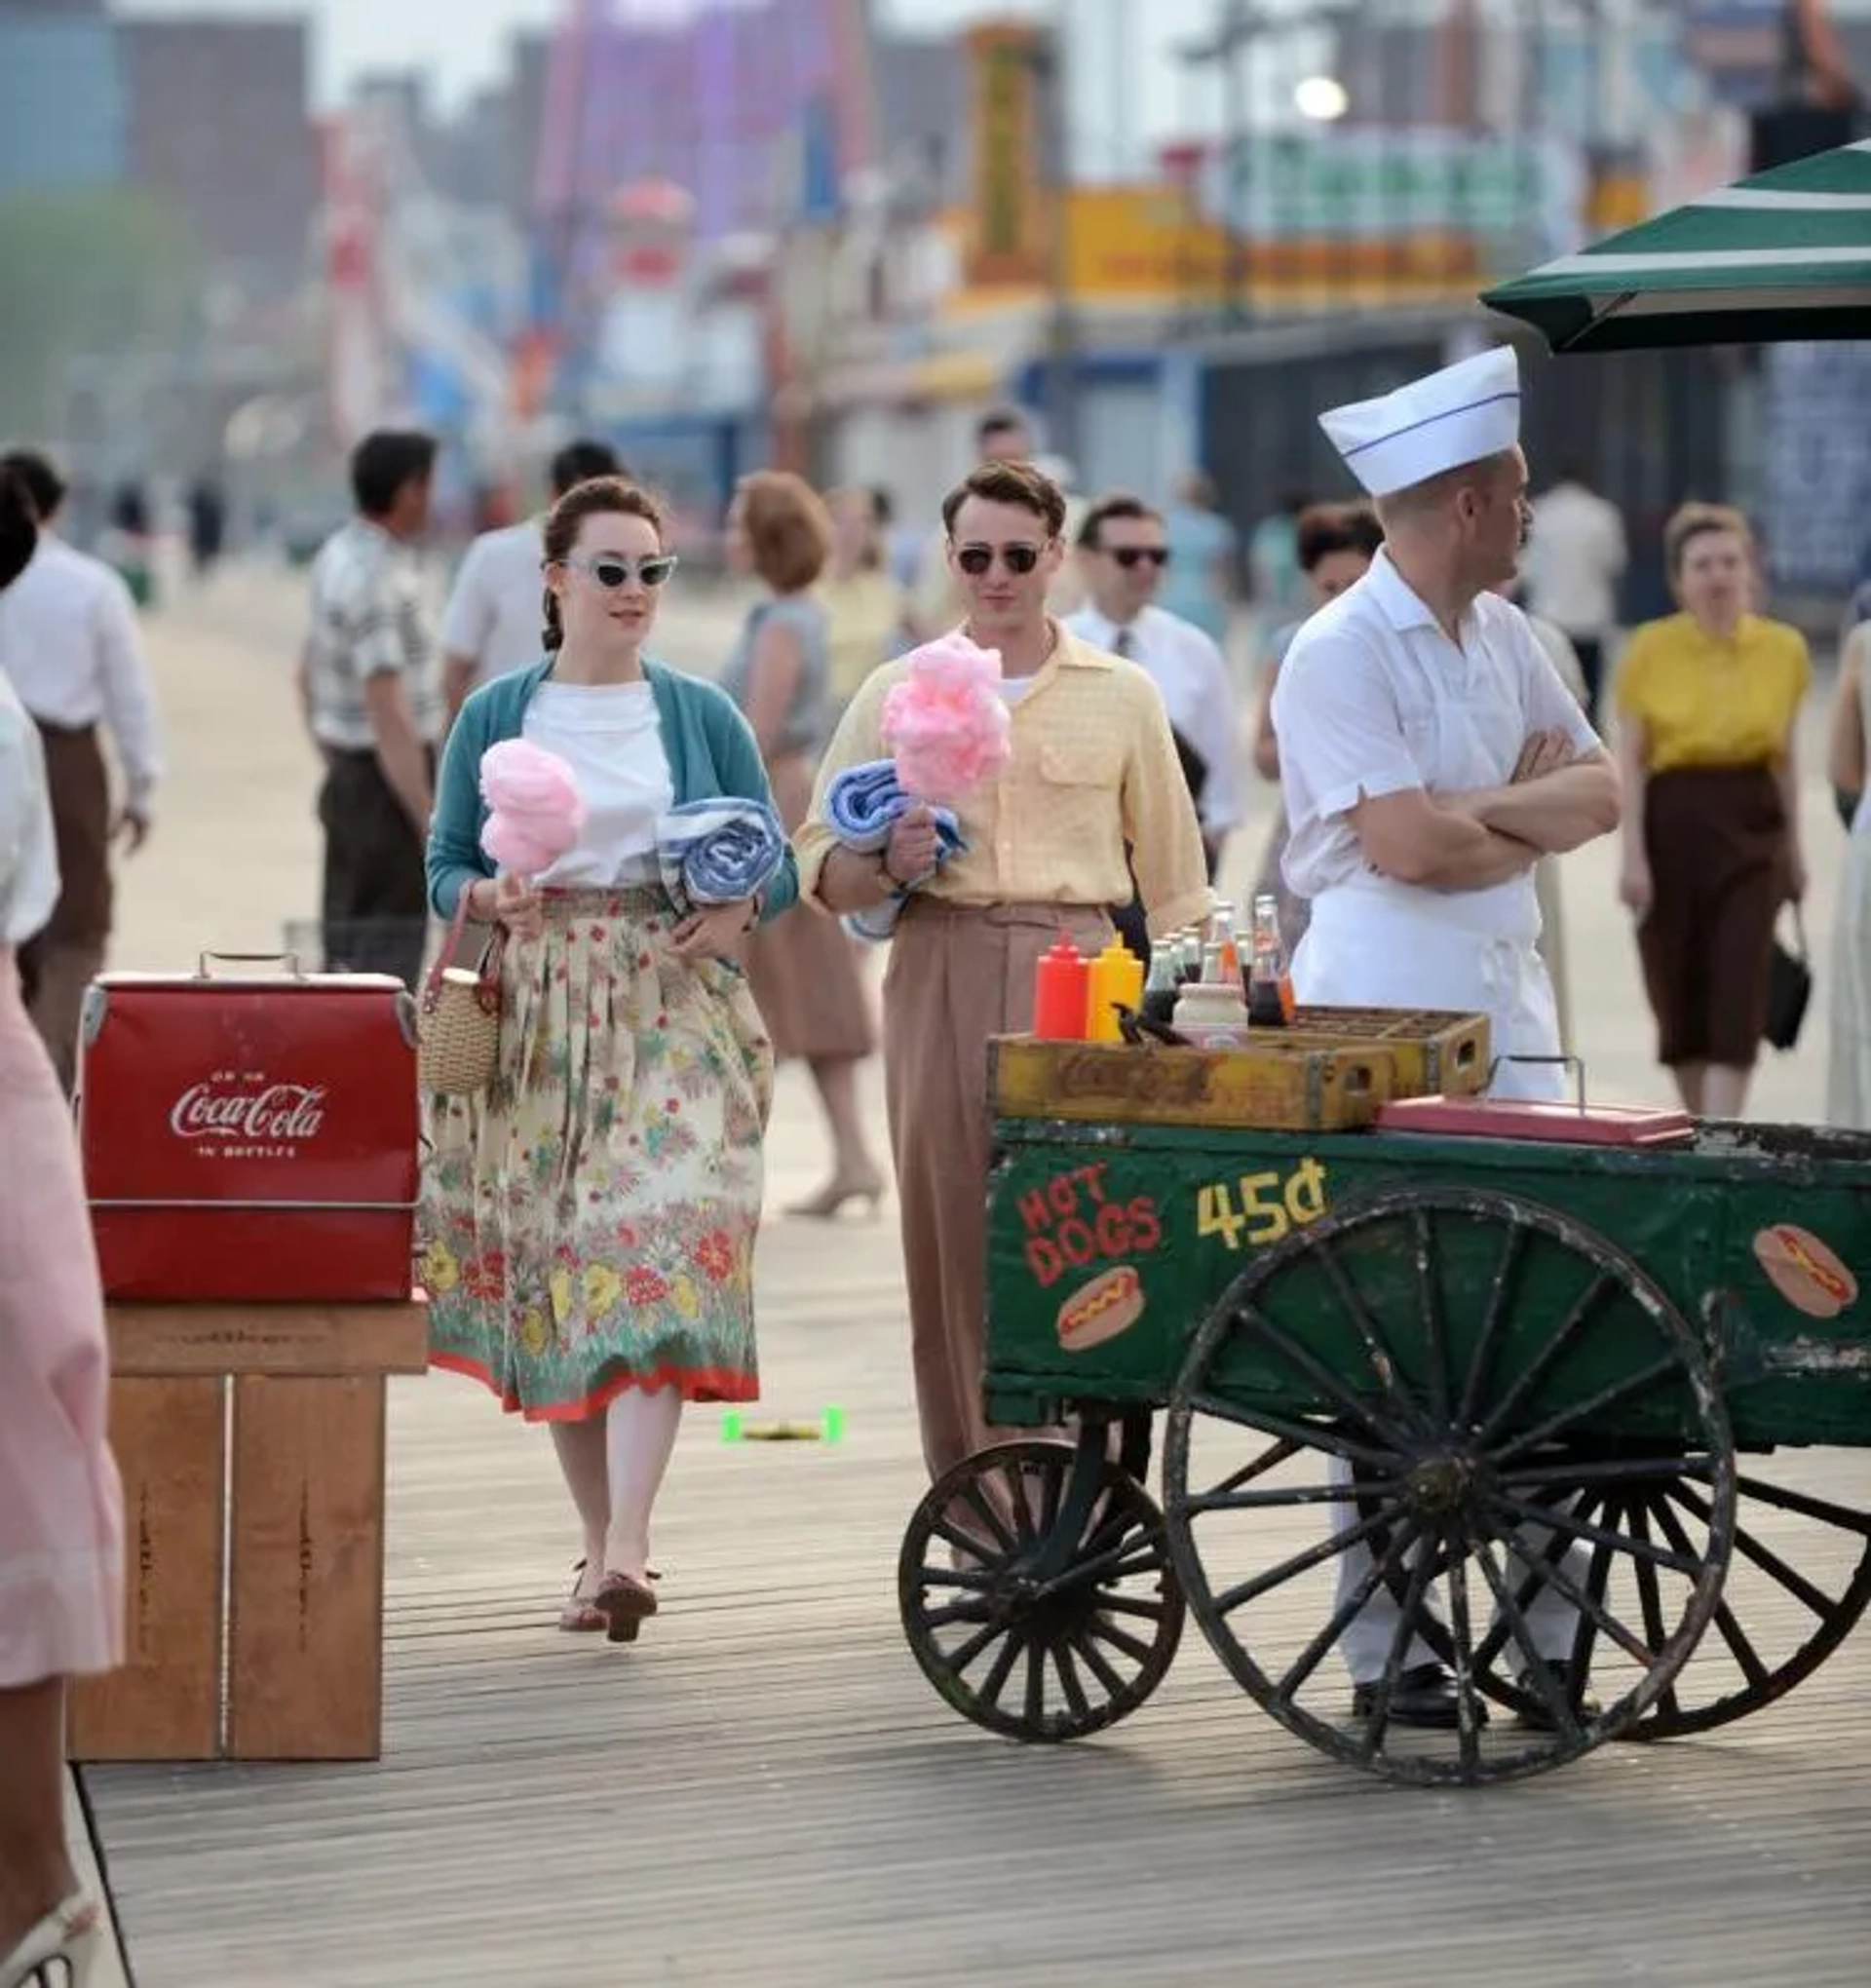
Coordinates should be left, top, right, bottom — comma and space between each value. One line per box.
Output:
1065, 602, 1241, 833
518, 681, 674, 889
440, 518, 550, 687
0, 675, 59, 946
1270, 550, 1601, 939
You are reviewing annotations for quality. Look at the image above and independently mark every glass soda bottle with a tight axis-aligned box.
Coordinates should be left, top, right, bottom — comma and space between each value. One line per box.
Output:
1208, 904, 1241, 983
1142, 938, 1181, 1026
1246, 893, 1294, 1027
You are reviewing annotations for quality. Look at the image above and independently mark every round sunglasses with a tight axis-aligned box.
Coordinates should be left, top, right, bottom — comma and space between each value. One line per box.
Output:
1109, 546, 1171, 569
560, 551, 680, 590
954, 542, 1046, 576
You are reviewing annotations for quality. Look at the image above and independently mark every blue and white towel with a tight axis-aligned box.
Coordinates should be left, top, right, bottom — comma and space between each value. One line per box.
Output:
656, 797, 787, 917
824, 759, 966, 941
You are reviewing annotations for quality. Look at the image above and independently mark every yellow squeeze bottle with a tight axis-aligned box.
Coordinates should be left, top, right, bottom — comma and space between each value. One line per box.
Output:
1085, 937, 1143, 1042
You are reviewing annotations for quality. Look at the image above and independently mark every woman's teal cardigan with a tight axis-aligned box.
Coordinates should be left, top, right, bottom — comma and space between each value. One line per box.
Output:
426, 658, 800, 923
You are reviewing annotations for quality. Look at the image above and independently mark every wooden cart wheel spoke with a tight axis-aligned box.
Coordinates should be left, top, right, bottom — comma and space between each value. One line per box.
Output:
1309, 1251, 1437, 1440
974, 1621, 1027, 1711
1183, 1391, 1401, 1472
1465, 1492, 1605, 1678
1051, 1640, 1094, 1725
1729, 1474, 1871, 1537
1476, 1504, 1656, 1669
1471, 1272, 1618, 1448
1622, 1497, 1683, 1725
1238, 1304, 1422, 1448
1212, 1504, 1406, 1619
1180, 1476, 1404, 1517
1353, 1525, 1443, 1761
1470, 1534, 1588, 1742
1409, 1204, 1454, 1424
1273, 1517, 1425, 1709
1443, 1550, 1487, 1778
1453, 1215, 1531, 1430
898, 1440, 1185, 1743
1203, 1436, 1304, 1502
1487, 1353, 1694, 1470
1646, 1491, 1774, 1691
1165, 1188, 1735, 1785
1665, 1482, 1836, 1618
1487, 1487, 1705, 1579
1494, 1453, 1713, 1494
918, 1596, 1000, 1633
957, 1481, 1021, 1558
1085, 1615, 1161, 1667
1068, 1626, 1130, 1699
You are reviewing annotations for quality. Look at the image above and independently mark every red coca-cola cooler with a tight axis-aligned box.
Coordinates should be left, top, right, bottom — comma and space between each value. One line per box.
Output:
76, 953, 421, 1302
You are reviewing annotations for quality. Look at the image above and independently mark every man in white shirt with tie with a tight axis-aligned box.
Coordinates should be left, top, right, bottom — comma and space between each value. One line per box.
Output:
0, 449, 162, 1092
1066, 494, 1240, 960
438, 438, 623, 723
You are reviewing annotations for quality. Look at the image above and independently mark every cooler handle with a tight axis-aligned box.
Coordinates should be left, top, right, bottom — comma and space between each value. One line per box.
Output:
195, 950, 305, 980
1486, 1052, 1586, 1112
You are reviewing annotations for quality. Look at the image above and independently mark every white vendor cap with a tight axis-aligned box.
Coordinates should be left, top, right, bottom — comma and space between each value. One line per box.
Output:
1318, 345, 1522, 499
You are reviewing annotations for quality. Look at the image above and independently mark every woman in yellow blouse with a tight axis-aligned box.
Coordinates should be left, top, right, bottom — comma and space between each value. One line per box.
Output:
1615, 503, 1809, 1119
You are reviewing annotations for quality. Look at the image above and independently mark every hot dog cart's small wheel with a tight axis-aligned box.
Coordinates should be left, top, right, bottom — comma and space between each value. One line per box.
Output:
897, 1434, 1185, 1741
1161, 1187, 1738, 1786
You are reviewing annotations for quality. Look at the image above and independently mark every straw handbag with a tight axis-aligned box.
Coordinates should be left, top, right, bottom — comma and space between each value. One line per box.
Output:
418, 897, 507, 1094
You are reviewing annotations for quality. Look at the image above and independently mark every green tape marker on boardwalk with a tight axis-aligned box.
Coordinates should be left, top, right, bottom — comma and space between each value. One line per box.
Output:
721, 1406, 845, 1444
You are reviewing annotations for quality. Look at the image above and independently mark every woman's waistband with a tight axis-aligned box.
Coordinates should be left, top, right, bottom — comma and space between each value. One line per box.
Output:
1649, 761, 1779, 787
537, 884, 673, 919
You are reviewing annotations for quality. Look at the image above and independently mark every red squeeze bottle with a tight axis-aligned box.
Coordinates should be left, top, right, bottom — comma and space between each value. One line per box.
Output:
1032, 939, 1090, 1040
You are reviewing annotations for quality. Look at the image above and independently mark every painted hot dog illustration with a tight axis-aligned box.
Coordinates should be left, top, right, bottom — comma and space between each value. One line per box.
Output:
1752, 1223, 1858, 1320
1057, 1264, 1145, 1353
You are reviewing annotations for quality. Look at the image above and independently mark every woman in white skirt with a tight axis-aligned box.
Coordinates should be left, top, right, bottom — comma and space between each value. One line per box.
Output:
1826, 622, 1871, 1126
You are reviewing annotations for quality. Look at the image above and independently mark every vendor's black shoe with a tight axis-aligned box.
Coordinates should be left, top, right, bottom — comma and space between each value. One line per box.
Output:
1351, 1663, 1487, 1732
1513, 1659, 1601, 1731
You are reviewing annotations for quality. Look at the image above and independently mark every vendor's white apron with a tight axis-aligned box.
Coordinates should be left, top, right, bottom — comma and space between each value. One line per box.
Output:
1300, 878, 1578, 1681
1295, 877, 1568, 1104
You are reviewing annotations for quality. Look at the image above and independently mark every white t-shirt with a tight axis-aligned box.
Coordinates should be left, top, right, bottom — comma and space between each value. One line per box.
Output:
1065, 602, 1241, 833
1270, 551, 1601, 936
518, 681, 674, 889
0, 675, 59, 946
440, 518, 551, 688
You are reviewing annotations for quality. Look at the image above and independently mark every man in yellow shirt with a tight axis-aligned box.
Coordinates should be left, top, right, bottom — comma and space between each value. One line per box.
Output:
795, 459, 1212, 1481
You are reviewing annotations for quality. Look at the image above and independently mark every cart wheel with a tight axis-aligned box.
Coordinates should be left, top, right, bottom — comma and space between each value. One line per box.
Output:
1163, 1187, 1737, 1786
897, 1436, 1185, 1742
1614, 1469, 1871, 1740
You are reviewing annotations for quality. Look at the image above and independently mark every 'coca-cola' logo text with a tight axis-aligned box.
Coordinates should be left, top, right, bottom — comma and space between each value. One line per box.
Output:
170, 1078, 327, 1145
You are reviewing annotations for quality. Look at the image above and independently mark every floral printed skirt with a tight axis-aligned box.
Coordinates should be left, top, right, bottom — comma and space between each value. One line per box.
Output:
420, 887, 775, 1422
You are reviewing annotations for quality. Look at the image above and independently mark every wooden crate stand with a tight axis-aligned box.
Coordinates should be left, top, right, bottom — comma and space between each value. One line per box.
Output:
67, 1300, 428, 1765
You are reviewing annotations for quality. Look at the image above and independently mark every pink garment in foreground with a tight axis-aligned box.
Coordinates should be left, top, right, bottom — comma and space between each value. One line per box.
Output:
0, 948, 123, 1685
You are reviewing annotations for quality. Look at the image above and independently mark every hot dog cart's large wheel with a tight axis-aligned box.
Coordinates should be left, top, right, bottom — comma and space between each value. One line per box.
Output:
897, 1430, 1185, 1742
1162, 1187, 1738, 1786
1617, 1469, 1871, 1740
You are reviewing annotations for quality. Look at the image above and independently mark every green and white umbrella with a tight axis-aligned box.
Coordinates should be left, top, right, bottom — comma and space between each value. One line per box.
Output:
1483, 139, 1871, 351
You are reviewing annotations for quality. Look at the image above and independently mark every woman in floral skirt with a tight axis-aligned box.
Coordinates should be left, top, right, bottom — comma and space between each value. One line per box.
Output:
421, 476, 796, 1644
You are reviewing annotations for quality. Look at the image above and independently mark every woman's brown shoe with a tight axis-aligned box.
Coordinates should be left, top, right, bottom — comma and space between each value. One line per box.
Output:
593, 1570, 660, 1644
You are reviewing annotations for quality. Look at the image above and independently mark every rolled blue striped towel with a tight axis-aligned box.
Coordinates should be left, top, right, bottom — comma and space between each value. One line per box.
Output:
656, 797, 787, 916
824, 759, 966, 941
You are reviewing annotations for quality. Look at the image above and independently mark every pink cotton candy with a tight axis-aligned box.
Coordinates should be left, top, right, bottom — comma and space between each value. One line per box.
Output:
478, 738, 586, 878
879, 631, 1013, 806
